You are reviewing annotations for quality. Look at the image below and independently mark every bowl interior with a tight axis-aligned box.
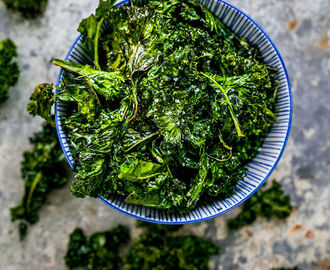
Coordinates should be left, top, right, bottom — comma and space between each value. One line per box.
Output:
55, 0, 292, 224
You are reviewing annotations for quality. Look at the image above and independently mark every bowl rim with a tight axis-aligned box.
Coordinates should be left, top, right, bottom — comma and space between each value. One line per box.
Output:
55, 0, 292, 224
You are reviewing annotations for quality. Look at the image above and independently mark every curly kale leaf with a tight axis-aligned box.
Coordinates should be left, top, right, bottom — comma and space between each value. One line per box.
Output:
53, 59, 127, 101
0, 38, 19, 104
65, 225, 130, 270
10, 123, 68, 240
2, 0, 48, 18
125, 221, 219, 270
227, 180, 293, 231
77, 0, 117, 69
27, 83, 55, 126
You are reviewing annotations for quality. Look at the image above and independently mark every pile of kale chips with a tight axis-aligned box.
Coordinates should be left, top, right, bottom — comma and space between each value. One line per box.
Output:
45, 0, 278, 214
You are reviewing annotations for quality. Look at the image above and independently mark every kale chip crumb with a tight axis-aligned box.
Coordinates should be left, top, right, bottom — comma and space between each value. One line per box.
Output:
0, 38, 19, 104
227, 180, 293, 231
65, 225, 130, 270
10, 123, 68, 240
2, 0, 48, 19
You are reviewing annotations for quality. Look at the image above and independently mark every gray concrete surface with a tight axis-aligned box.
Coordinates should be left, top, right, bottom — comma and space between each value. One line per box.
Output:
0, 0, 329, 269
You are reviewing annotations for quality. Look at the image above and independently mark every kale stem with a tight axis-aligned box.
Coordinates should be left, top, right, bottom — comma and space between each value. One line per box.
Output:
94, 17, 104, 70
201, 72, 244, 137
53, 59, 82, 73
26, 172, 42, 213
206, 132, 233, 162
86, 77, 101, 106
129, 76, 138, 122
124, 132, 159, 153
121, 104, 129, 121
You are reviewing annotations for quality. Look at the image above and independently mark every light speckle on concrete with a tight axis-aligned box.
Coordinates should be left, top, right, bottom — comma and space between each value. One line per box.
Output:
0, 0, 329, 269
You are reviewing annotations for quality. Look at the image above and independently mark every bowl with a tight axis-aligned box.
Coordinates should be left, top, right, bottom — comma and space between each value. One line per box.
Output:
55, 0, 292, 224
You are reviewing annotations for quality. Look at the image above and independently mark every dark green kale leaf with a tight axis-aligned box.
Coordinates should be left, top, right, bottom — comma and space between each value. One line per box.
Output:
125, 221, 219, 270
0, 38, 19, 104
33, 0, 279, 214
65, 225, 130, 270
27, 83, 55, 126
2, 0, 48, 19
65, 221, 218, 270
227, 180, 293, 231
77, 0, 117, 69
10, 123, 68, 240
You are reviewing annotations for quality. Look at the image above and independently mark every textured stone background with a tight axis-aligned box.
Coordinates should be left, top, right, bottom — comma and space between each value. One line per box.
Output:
0, 0, 329, 269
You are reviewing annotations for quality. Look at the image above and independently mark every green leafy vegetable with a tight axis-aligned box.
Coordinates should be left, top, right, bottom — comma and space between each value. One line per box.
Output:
34, 0, 278, 214
27, 83, 55, 126
2, 0, 48, 18
0, 38, 19, 105
227, 180, 293, 231
10, 123, 68, 240
65, 225, 130, 270
125, 221, 219, 270
65, 221, 218, 270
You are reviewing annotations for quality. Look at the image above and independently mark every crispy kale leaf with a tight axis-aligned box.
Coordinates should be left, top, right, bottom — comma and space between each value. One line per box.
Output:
27, 83, 55, 126
2, 0, 48, 18
77, 0, 117, 69
65, 225, 130, 270
34, 0, 278, 214
10, 123, 68, 240
125, 221, 219, 270
227, 180, 293, 231
0, 38, 19, 104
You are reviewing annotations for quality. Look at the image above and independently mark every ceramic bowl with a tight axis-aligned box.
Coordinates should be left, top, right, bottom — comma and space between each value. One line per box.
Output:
55, 0, 292, 224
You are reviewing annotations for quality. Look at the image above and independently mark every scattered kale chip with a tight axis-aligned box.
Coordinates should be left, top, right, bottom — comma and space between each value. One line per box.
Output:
125, 221, 219, 270
27, 83, 55, 126
10, 123, 68, 240
2, 0, 48, 19
227, 180, 293, 231
34, 0, 278, 214
65, 225, 130, 270
65, 221, 219, 270
0, 38, 19, 104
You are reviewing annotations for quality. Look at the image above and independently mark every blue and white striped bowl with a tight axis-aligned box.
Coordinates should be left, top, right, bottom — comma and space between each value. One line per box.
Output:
55, 0, 292, 224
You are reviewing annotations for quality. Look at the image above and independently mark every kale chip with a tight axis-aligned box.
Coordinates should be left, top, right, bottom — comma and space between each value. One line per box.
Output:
27, 83, 55, 126
0, 38, 19, 104
65, 225, 130, 270
2, 0, 48, 19
227, 180, 293, 231
10, 123, 68, 240
125, 221, 219, 270
65, 221, 219, 270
